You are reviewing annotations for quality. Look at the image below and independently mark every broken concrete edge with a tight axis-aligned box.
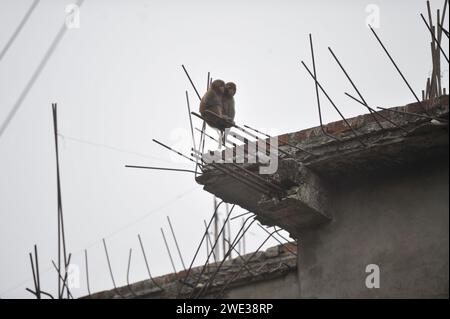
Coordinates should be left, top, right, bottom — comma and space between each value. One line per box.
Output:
285, 95, 449, 152
194, 95, 448, 237
196, 95, 449, 178
82, 242, 297, 299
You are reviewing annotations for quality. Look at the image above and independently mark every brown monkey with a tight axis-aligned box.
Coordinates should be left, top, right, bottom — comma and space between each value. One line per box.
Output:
222, 82, 236, 125
199, 79, 226, 130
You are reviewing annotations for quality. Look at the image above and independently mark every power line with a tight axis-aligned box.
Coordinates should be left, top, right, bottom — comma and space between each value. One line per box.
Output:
0, 0, 85, 139
58, 133, 171, 163
0, 0, 40, 62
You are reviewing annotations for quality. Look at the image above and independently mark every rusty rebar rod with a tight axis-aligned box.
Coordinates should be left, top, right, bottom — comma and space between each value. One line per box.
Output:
243, 124, 315, 156
167, 216, 187, 271
218, 229, 278, 297
193, 215, 257, 298
344, 92, 411, 134
126, 248, 139, 298
368, 25, 428, 114
102, 238, 125, 299
161, 228, 177, 274
258, 224, 297, 256
125, 165, 196, 174
84, 249, 91, 296
176, 200, 225, 298
187, 205, 236, 298
308, 34, 342, 142
328, 46, 384, 130
137, 234, 163, 290
300, 62, 367, 147
377, 106, 447, 122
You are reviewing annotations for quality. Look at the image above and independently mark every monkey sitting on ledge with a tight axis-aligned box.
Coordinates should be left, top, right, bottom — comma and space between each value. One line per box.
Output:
199, 79, 236, 147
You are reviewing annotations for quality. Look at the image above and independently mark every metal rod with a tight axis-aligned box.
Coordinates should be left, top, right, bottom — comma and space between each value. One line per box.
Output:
185, 91, 197, 152
52, 103, 69, 298
345, 92, 411, 133
153, 139, 197, 164
231, 211, 254, 221
204, 220, 217, 262
242, 218, 246, 254
26, 288, 54, 299
195, 127, 234, 148
439, 21, 449, 38
328, 47, 384, 130
368, 25, 427, 113
377, 106, 447, 122
126, 248, 139, 298
222, 219, 227, 261
176, 200, 225, 297
161, 228, 177, 274
226, 204, 232, 260
193, 214, 255, 298
308, 34, 341, 142
167, 216, 187, 271
218, 230, 278, 296
29, 252, 39, 299
192, 111, 293, 161
188, 205, 237, 298
213, 197, 220, 260
258, 224, 297, 256
421, 14, 449, 62
61, 253, 72, 299
137, 234, 163, 290
84, 249, 91, 296
224, 239, 254, 276
181, 65, 201, 100
51, 258, 74, 299
271, 226, 296, 245
191, 149, 274, 195
34, 245, 41, 299
243, 124, 315, 156
195, 217, 257, 298
199, 125, 273, 164
125, 165, 196, 174
102, 238, 124, 298
300, 62, 367, 147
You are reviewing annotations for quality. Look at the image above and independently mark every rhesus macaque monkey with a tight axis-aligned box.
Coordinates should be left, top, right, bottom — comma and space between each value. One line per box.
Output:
199, 79, 226, 130
199, 79, 236, 148
221, 82, 236, 145
222, 82, 236, 122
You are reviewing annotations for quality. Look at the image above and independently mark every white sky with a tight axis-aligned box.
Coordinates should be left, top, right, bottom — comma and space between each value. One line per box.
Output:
0, 0, 448, 298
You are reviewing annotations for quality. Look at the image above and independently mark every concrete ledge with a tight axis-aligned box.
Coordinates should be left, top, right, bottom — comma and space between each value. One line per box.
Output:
257, 163, 331, 236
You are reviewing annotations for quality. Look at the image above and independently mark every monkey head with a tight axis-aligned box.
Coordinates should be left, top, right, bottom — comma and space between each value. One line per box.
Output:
210, 79, 226, 95
225, 82, 236, 96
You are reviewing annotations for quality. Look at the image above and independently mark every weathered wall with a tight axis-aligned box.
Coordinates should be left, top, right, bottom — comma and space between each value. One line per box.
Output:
297, 158, 449, 298
224, 272, 300, 299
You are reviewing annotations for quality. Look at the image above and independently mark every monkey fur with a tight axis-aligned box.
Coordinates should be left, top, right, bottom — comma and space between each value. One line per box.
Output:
199, 79, 236, 148
222, 82, 236, 122
199, 79, 227, 130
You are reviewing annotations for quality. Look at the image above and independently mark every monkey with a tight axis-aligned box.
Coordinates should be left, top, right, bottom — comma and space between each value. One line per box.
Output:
221, 82, 236, 145
199, 79, 237, 148
199, 79, 226, 130
222, 82, 236, 123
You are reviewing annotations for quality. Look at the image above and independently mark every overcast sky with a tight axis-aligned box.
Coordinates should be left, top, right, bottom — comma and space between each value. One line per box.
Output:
0, 0, 448, 298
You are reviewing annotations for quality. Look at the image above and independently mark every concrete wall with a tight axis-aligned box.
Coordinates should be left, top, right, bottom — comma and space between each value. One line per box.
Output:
297, 158, 449, 298
224, 272, 300, 299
